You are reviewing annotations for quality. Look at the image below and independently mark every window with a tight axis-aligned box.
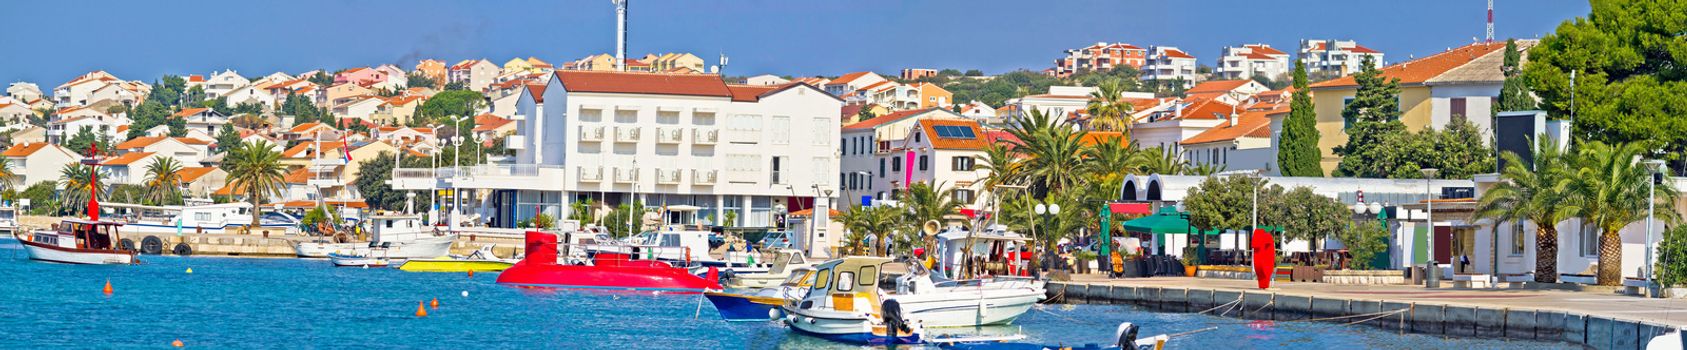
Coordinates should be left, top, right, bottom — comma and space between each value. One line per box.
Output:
858, 265, 878, 288
918, 155, 928, 171
879, 158, 886, 177
954, 189, 975, 203
770, 156, 784, 184
892, 156, 902, 172
812, 268, 831, 291
769, 116, 790, 145
913, 132, 922, 143
1450, 97, 1467, 121
952, 156, 975, 171
836, 271, 856, 291
813, 118, 830, 145
1581, 222, 1599, 257
1341, 97, 1355, 130
1510, 221, 1526, 256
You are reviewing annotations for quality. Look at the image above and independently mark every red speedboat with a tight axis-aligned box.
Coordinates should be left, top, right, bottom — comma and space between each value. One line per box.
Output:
496, 231, 723, 292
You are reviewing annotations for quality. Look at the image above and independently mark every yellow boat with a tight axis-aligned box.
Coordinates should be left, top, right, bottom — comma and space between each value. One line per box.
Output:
398, 258, 514, 272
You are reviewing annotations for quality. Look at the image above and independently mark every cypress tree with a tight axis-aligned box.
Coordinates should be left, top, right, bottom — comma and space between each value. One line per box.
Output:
1277, 60, 1323, 176
1496, 39, 1537, 112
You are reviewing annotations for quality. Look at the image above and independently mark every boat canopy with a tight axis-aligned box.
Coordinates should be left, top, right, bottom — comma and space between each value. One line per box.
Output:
806, 256, 892, 297
936, 226, 1029, 242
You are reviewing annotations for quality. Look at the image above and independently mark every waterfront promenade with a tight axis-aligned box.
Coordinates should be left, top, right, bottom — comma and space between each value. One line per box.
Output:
1063, 274, 1687, 326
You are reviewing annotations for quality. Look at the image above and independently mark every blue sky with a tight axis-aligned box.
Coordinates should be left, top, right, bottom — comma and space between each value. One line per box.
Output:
0, 0, 1590, 85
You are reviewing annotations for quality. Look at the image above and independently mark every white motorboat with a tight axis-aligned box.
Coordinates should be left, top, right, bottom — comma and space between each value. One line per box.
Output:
0, 205, 19, 237
721, 249, 814, 289
14, 219, 137, 265
781, 256, 924, 345
888, 265, 1046, 327
109, 202, 301, 236
295, 215, 454, 259
328, 252, 392, 268
587, 225, 719, 265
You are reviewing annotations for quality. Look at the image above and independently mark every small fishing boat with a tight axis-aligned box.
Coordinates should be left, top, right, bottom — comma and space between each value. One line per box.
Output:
398, 245, 517, 272
888, 265, 1046, 327
781, 256, 923, 345
705, 266, 815, 321
0, 205, 20, 237
720, 249, 814, 289
328, 252, 391, 268
936, 322, 1168, 350
15, 219, 138, 265
496, 230, 723, 292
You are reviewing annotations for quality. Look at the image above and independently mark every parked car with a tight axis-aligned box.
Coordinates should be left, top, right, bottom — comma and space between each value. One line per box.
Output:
759, 231, 795, 250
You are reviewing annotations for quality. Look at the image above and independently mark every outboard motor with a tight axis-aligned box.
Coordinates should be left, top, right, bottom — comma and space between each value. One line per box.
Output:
1115, 322, 1141, 349
881, 299, 908, 343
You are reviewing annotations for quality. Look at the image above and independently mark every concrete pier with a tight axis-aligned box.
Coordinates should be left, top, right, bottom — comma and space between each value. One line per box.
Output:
1047, 276, 1687, 350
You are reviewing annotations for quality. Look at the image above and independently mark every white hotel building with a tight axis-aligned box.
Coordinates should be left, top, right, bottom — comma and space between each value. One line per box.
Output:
397, 71, 842, 229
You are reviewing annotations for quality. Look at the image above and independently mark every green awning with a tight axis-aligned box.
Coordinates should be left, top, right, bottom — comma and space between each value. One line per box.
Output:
1120, 206, 1221, 235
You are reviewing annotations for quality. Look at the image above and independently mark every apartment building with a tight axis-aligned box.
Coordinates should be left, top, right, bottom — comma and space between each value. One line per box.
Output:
394, 71, 844, 230
1299, 39, 1385, 76
838, 108, 967, 207
1217, 44, 1292, 80
1142, 46, 1198, 87
1052, 42, 1147, 77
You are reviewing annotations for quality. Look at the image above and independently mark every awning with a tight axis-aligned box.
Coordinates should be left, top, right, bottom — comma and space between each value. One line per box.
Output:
1120, 206, 1219, 235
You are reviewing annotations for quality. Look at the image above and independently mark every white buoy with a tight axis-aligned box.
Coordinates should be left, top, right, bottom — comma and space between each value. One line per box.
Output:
461, 291, 469, 297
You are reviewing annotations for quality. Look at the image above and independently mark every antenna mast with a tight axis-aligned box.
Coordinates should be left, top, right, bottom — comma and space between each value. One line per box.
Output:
1485, 0, 1494, 43
613, 0, 628, 72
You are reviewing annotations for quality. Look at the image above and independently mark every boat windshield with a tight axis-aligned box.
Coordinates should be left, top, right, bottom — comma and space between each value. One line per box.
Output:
782, 269, 814, 287
0, 208, 14, 221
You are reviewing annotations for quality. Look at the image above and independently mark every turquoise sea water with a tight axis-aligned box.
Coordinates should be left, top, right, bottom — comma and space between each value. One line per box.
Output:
0, 239, 1580, 349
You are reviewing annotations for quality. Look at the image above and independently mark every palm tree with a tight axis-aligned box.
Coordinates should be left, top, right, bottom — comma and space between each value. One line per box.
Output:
1084, 79, 1136, 132
0, 157, 18, 193
1476, 136, 1576, 283
143, 156, 186, 206
900, 182, 963, 253
838, 205, 903, 256
223, 140, 288, 228
58, 163, 100, 216
1568, 141, 1681, 285
1137, 146, 1190, 175
1006, 109, 1089, 195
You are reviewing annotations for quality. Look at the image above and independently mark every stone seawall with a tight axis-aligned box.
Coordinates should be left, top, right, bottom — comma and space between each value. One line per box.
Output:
1048, 282, 1675, 350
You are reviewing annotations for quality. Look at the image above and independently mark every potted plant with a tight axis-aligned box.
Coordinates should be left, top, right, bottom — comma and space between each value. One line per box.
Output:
1180, 246, 1199, 277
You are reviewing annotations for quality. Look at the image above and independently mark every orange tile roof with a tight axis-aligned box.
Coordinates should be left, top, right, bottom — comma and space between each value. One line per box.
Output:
829, 72, 875, 86
1179, 109, 1280, 145
1080, 132, 1127, 146
1242, 52, 1276, 60
1161, 49, 1194, 59
1176, 99, 1239, 120
283, 167, 311, 184
526, 83, 547, 103
554, 71, 730, 98
1348, 45, 1380, 54
917, 119, 988, 150
176, 167, 217, 183
114, 136, 166, 150
288, 122, 333, 134
187, 74, 205, 82
384, 95, 425, 106
1245, 44, 1286, 56
789, 208, 842, 217
843, 108, 943, 130
1310, 42, 1504, 89
1, 143, 52, 157
1186, 80, 1253, 95
473, 116, 513, 132
173, 107, 211, 118
840, 104, 865, 119
282, 141, 346, 158
101, 152, 154, 166
725, 84, 780, 102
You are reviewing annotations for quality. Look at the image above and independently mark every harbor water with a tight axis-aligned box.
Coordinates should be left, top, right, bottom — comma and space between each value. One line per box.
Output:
0, 239, 1580, 349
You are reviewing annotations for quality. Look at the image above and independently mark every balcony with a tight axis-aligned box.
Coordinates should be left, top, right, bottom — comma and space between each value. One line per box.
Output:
614, 126, 641, 143
504, 135, 525, 150
578, 166, 604, 182
613, 168, 639, 183
691, 169, 717, 185
656, 169, 682, 184
655, 127, 684, 144
579, 125, 605, 142
692, 129, 718, 145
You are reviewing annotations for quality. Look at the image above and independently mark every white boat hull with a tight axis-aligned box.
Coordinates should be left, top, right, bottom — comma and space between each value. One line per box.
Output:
16, 235, 134, 265
329, 254, 390, 267
888, 284, 1045, 327
120, 223, 297, 236
783, 307, 923, 344
296, 238, 453, 259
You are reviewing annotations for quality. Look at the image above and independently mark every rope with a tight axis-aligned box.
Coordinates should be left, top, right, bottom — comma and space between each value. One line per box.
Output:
1196, 297, 1243, 315
1039, 286, 1067, 304
1165, 326, 1219, 339
1340, 308, 1408, 326
1032, 305, 1099, 325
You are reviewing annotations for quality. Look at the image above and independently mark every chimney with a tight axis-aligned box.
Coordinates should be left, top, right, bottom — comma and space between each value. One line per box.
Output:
1174, 101, 1184, 118
1229, 112, 1238, 127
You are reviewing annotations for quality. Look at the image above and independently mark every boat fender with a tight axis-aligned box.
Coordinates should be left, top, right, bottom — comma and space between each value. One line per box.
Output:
172, 243, 193, 256
767, 308, 779, 320
119, 238, 136, 252
141, 236, 164, 255
1116, 322, 1140, 349
719, 269, 736, 281
882, 299, 909, 340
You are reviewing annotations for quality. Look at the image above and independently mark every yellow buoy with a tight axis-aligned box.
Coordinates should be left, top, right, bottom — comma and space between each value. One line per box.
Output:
103, 280, 113, 295
415, 301, 428, 317
185, 268, 193, 274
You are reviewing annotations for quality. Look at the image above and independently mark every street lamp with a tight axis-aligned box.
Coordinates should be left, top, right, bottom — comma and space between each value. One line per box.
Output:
1033, 202, 1059, 276
1420, 168, 1439, 288
1644, 159, 1665, 296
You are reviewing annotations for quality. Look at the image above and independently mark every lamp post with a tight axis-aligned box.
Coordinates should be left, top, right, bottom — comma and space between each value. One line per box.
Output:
1034, 202, 1059, 276
1420, 168, 1439, 288
428, 123, 440, 224
1644, 159, 1665, 296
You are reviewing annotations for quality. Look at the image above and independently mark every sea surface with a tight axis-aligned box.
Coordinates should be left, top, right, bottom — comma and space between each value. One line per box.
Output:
0, 239, 1581, 349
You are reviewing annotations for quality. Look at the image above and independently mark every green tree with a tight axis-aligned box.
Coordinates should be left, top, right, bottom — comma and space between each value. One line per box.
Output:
308, 71, 333, 86
406, 72, 437, 89
899, 182, 961, 253
0, 157, 18, 197
223, 140, 288, 228
1656, 225, 1687, 288
1083, 78, 1135, 132
1476, 135, 1576, 283
1335, 118, 1494, 179
1523, 1, 1687, 164
1268, 186, 1348, 247
20, 181, 58, 215
1136, 147, 1189, 175
146, 75, 187, 108
1568, 141, 1680, 285
64, 126, 102, 156
1337, 221, 1389, 270
142, 156, 185, 206
1495, 39, 1537, 112
353, 151, 405, 211
1278, 60, 1324, 176
413, 90, 484, 126
1183, 176, 1272, 233
57, 163, 102, 217
603, 201, 647, 238
1004, 109, 1088, 195
838, 204, 904, 256
568, 199, 597, 224
183, 86, 207, 107
214, 124, 241, 152
126, 101, 173, 139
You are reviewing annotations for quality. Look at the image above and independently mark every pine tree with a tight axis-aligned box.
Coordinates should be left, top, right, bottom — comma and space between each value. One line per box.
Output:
1339, 56, 1400, 124
1332, 56, 1405, 177
1496, 39, 1537, 112
1277, 61, 1323, 177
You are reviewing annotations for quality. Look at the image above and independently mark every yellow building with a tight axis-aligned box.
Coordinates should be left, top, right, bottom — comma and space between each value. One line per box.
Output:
414, 59, 447, 85
1305, 41, 1524, 174
911, 83, 953, 109
502, 58, 534, 74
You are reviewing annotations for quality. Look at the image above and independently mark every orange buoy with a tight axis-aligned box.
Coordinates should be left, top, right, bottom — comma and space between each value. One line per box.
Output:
430, 298, 439, 309
171, 339, 184, 347
415, 301, 428, 317
467, 270, 475, 278
103, 280, 113, 295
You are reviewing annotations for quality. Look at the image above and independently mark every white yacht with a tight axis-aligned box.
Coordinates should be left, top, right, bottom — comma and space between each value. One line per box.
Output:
295, 215, 454, 259
887, 265, 1046, 327
109, 203, 301, 236
781, 256, 923, 345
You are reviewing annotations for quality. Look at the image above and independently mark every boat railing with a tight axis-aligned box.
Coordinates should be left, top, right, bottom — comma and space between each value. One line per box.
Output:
557, 242, 701, 266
